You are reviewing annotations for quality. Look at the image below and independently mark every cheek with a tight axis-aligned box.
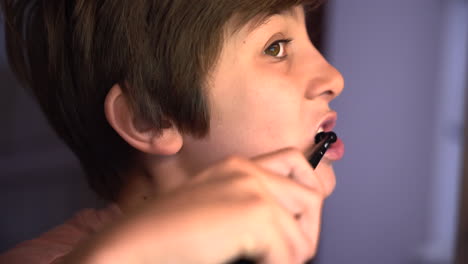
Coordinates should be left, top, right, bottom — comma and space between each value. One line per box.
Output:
209, 58, 315, 157
218, 85, 300, 144
212, 68, 298, 128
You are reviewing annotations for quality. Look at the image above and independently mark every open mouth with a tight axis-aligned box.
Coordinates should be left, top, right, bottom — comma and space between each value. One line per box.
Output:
311, 111, 344, 162
315, 112, 338, 135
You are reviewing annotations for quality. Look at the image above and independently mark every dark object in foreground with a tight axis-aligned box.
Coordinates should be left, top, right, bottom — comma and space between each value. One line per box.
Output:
309, 131, 338, 169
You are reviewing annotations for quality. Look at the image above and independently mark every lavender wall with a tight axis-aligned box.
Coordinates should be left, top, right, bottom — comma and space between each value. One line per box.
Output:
317, 0, 463, 263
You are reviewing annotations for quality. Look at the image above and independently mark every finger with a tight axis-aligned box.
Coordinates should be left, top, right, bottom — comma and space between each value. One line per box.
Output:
196, 155, 324, 260
252, 148, 327, 194
296, 194, 323, 260
258, 172, 324, 255
250, 153, 326, 258
259, 204, 311, 264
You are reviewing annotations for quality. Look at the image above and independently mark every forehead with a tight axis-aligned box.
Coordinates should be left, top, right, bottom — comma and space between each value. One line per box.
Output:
227, 5, 305, 37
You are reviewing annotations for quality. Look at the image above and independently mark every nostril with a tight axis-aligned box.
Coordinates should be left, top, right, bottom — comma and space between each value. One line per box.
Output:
321, 90, 335, 100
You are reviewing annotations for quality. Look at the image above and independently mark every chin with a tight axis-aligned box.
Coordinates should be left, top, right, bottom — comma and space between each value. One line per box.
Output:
316, 162, 336, 196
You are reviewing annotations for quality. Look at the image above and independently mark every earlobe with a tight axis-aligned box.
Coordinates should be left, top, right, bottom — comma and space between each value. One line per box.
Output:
104, 84, 183, 156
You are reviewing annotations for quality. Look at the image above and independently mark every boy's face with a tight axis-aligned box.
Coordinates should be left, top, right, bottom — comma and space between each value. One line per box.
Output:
180, 5, 344, 195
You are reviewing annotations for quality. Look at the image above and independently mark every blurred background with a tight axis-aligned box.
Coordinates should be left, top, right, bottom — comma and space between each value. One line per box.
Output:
1, 0, 467, 264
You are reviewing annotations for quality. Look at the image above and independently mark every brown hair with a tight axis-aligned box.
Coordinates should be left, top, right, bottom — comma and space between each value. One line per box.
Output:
1, 0, 320, 201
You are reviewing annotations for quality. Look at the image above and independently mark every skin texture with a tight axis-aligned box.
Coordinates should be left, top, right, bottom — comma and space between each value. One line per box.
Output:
63, 5, 344, 264
179, 6, 344, 194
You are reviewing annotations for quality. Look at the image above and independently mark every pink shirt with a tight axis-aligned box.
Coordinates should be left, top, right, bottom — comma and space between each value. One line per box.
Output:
0, 205, 122, 264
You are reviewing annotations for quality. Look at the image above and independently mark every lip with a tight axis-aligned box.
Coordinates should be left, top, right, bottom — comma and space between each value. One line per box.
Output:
309, 111, 345, 162
324, 137, 345, 161
315, 111, 338, 134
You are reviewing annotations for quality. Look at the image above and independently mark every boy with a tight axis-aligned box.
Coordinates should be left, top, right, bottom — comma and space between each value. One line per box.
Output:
0, 0, 344, 263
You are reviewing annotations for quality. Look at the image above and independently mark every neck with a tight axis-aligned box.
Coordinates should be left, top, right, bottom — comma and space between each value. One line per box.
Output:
115, 156, 190, 214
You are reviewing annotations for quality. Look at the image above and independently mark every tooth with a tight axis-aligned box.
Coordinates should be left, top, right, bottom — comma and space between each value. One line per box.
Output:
317, 127, 324, 134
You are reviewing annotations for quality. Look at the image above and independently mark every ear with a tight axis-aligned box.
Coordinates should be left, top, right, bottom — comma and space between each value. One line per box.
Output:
104, 84, 183, 156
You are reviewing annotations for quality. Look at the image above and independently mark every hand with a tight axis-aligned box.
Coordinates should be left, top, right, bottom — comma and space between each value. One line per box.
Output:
63, 148, 330, 264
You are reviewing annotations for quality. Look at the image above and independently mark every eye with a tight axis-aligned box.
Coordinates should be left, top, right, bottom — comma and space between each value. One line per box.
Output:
264, 39, 292, 59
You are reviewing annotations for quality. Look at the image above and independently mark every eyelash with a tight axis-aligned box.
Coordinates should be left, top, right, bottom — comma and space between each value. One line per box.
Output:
264, 38, 293, 60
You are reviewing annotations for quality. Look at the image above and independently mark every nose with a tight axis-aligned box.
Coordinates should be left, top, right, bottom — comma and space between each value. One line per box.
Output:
304, 55, 345, 102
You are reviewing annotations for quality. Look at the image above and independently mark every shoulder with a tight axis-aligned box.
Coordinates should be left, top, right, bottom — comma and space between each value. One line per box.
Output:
0, 204, 121, 264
